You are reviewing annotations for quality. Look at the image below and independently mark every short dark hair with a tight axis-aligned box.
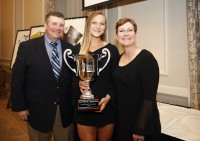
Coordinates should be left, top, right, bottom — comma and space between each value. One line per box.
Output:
45, 11, 65, 23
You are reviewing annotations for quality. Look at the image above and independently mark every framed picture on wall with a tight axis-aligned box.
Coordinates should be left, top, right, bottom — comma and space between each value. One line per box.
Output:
63, 16, 87, 46
10, 29, 30, 69
29, 25, 45, 39
82, 0, 120, 10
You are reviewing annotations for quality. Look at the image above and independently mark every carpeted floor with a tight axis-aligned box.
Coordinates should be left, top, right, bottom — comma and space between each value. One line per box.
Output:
0, 90, 184, 141
0, 95, 29, 141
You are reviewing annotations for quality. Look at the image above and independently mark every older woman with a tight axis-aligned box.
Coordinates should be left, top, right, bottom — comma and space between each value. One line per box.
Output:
112, 18, 161, 141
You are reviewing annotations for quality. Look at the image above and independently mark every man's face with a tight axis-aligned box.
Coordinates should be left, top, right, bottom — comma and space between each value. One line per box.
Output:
44, 16, 65, 42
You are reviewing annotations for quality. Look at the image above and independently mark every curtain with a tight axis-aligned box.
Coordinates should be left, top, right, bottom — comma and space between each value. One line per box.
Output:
45, 0, 56, 15
187, 0, 200, 110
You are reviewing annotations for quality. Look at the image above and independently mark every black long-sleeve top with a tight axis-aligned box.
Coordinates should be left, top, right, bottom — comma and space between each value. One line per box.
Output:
112, 49, 161, 141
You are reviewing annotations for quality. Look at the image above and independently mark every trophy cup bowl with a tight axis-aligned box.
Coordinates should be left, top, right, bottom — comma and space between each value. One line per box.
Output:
63, 48, 110, 111
76, 54, 100, 111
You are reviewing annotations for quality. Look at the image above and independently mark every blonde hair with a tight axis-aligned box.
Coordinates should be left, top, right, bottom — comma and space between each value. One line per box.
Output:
79, 11, 106, 54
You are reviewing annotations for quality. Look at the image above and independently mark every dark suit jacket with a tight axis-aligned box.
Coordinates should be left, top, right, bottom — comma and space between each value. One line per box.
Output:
11, 36, 74, 132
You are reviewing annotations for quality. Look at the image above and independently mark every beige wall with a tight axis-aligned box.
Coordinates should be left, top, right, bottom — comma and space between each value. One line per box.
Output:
0, 0, 45, 67
15, 0, 23, 31
24, 0, 45, 28
107, 0, 189, 106
0, 0, 1, 57
0, 0, 14, 62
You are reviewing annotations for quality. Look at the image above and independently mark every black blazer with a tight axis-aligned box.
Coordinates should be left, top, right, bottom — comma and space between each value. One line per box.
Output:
11, 36, 74, 132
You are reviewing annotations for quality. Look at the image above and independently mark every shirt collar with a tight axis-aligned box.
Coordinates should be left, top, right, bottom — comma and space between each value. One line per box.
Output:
44, 35, 61, 47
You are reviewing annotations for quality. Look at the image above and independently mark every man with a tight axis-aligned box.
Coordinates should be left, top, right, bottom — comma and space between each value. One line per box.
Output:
11, 11, 74, 141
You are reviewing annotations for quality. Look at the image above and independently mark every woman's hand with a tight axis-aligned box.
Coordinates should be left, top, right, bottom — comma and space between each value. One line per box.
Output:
97, 94, 111, 112
79, 80, 90, 94
79, 81, 111, 112
133, 134, 144, 141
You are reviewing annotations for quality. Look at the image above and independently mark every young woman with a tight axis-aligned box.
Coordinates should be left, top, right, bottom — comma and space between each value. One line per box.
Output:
73, 11, 119, 141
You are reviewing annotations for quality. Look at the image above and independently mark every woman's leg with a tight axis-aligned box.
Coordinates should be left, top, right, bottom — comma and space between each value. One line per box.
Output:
77, 123, 97, 141
97, 124, 115, 141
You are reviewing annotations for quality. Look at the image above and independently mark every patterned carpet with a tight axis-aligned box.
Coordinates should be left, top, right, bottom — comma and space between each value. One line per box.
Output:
0, 96, 29, 141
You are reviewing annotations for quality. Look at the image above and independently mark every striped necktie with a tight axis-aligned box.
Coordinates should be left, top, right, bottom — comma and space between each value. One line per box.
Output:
51, 42, 61, 81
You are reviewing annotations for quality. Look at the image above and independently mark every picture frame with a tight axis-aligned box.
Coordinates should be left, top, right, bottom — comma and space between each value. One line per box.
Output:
10, 29, 30, 69
29, 25, 45, 39
82, 0, 120, 10
63, 16, 87, 46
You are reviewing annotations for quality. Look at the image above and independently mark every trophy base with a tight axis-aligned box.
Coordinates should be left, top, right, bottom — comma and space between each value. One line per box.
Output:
78, 99, 100, 111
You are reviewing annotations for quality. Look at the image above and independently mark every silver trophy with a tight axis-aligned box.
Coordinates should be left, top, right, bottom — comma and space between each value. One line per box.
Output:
63, 48, 110, 111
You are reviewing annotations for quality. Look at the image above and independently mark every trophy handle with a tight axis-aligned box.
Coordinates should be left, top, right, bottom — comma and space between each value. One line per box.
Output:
63, 49, 78, 76
97, 48, 110, 75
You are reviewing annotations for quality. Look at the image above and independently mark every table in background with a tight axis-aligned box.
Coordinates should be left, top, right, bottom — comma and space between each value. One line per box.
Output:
158, 102, 200, 141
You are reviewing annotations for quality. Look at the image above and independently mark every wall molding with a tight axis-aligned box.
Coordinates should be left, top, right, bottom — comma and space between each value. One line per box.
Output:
158, 84, 189, 98
162, 0, 168, 75
158, 84, 190, 106
0, 59, 11, 68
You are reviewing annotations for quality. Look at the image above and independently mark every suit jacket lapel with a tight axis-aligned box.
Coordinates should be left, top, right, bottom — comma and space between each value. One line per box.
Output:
59, 41, 66, 82
36, 36, 57, 82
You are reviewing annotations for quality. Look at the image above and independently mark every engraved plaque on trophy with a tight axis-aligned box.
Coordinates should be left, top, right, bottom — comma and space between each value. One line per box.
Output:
63, 48, 110, 111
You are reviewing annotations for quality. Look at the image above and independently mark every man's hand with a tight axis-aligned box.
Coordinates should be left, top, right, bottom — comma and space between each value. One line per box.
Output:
133, 134, 144, 141
18, 110, 29, 121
